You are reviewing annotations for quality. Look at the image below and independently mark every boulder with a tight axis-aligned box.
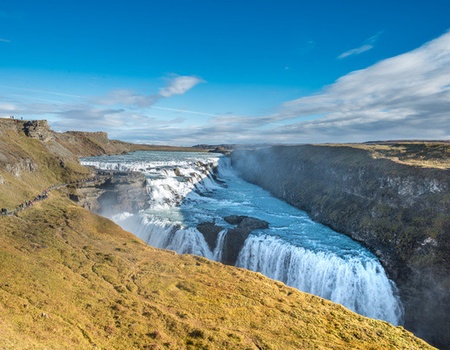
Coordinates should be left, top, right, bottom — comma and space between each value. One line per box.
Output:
221, 226, 252, 266
224, 215, 269, 230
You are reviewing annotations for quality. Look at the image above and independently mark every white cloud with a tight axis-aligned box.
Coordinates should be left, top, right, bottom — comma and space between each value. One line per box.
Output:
338, 44, 373, 59
192, 30, 450, 144
95, 89, 158, 107
0, 102, 17, 112
2, 32, 449, 146
0, 38, 10, 43
272, 30, 450, 141
53, 107, 185, 137
159, 75, 204, 98
95, 75, 204, 108
338, 31, 383, 59
151, 106, 217, 117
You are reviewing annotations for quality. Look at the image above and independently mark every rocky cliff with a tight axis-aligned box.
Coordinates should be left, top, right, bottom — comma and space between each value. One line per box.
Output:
0, 118, 90, 209
231, 144, 450, 349
69, 169, 150, 216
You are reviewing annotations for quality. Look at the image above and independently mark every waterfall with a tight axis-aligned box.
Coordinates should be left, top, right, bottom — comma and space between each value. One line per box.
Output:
213, 229, 227, 261
236, 234, 403, 325
81, 151, 404, 326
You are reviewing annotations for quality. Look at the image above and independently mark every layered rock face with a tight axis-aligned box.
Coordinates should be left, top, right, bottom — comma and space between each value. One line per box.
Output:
23, 120, 54, 142
70, 170, 150, 216
231, 145, 450, 349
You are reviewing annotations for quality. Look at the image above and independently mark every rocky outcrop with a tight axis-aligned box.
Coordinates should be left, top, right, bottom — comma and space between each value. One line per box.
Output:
70, 170, 150, 216
197, 216, 269, 265
222, 216, 269, 265
231, 145, 450, 349
4, 159, 38, 177
224, 215, 269, 230
23, 120, 54, 142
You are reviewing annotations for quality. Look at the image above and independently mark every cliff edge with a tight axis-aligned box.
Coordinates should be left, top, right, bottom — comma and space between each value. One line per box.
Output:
231, 144, 450, 349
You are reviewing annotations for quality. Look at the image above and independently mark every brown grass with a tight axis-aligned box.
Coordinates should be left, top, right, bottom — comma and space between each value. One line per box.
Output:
0, 195, 435, 349
321, 142, 450, 169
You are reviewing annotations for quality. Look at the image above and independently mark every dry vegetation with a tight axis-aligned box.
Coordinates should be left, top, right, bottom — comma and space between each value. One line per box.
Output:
0, 196, 434, 349
326, 142, 450, 169
0, 124, 89, 209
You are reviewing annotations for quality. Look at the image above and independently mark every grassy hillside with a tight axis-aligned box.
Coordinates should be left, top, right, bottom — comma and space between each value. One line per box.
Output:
0, 119, 201, 210
0, 119, 435, 349
0, 196, 434, 349
0, 120, 89, 209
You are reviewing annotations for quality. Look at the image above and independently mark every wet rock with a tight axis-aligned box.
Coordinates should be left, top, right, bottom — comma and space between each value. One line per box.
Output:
71, 170, 150, 216
222, 215, 269, 266
221, 226, 252, 266
196, 222, 224, 251
197, 215, 270, 266
224, 215, 269, 230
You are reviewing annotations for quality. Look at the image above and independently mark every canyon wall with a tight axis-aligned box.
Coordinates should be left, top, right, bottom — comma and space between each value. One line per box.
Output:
70, 170, 150, 216
231, 144, 450, 349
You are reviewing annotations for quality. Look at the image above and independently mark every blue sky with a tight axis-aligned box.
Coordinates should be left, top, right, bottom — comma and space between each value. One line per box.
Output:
1, 0, 450, 145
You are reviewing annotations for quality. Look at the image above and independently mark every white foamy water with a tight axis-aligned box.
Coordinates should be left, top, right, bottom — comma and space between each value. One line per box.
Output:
82, 151, 403, 325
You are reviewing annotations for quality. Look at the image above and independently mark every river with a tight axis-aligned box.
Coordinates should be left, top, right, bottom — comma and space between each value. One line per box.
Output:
81, 150, 403, 325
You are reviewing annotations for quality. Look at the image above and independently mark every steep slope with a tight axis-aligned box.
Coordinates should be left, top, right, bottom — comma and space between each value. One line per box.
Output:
0, 119, 89, 209
231, 144, 450, 349
0, 196, 434, 349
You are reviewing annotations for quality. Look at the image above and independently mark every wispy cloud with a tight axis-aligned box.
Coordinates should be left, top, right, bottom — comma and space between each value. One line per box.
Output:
0, 38, 11, 43
0, 102, 17, 112
159, 75, 204, 97
95, 89, 158, 107
0, 74, 206, 143
152, 106, 217, 117
53, 107, 185, 136
338, 31, 383, 59
192, 30, 450, 144
0, 85, 82, 98
2, 32, 449, 145
96, 75, 204, 107
338, 44, 373, 59
277, 30, 450, 141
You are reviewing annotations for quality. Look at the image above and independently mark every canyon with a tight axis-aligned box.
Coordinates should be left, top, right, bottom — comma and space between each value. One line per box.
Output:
231, 144, 450, 348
